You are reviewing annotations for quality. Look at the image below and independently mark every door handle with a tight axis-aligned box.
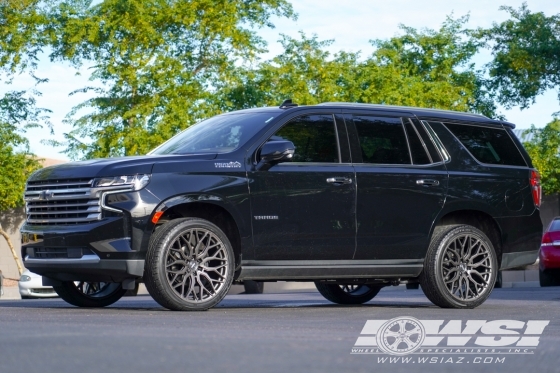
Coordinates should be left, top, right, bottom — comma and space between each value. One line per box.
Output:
416, 179, 440, 186
326, 177, 352, 185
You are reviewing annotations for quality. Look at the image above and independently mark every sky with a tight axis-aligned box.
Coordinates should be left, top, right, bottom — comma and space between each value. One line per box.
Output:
5, 0, 560, 160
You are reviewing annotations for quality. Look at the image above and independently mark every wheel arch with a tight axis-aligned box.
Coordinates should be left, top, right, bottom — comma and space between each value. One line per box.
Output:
433, 209, 503, 266
150, 197, 244, 269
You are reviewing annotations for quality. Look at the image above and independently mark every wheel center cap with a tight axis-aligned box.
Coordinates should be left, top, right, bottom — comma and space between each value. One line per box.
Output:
188, 260, 198, 272
459, 263, 467, 272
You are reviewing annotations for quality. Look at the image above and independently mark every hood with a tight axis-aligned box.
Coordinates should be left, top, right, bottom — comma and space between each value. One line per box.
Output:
28, 153, 217, 181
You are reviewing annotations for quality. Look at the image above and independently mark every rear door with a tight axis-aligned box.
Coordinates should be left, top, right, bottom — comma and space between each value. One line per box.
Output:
344, 112, 448, 260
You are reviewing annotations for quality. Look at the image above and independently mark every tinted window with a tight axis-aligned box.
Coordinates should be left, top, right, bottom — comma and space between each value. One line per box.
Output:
414, 119, 442, 162
353, 116, 411, 164
151, 112, 276, 155
272, 114, 339, 163
549, 219, 560, 232
403, 118, 431, 165
444, 123, 526, 166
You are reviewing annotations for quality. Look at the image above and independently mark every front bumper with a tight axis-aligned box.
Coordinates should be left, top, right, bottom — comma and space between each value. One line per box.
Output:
24, 254, 145, 283
20, 216, 146, 282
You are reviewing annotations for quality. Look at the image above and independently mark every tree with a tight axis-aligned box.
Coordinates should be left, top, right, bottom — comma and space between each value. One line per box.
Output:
523, 118, 560, 195
216, 17, 498, 118
0, 0, 52, 275
42, 0, 295, 159
480, 3, 560, 109
360, 16, 497, 117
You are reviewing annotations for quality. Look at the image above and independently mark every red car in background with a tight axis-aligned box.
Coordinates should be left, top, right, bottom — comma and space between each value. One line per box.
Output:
540, 217, 560, 286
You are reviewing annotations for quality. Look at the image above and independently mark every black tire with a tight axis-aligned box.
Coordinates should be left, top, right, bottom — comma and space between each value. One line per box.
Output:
539, 269, 560, 287
144, 218, 235, 311
420, 225, 498, 309
315, 283, 381, 305
53, 281, 126, 307
494, 271, 503, 289
243, 280, 264, 294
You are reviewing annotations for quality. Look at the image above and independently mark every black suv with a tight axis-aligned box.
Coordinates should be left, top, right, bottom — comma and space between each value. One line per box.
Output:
21, 102, 542, 310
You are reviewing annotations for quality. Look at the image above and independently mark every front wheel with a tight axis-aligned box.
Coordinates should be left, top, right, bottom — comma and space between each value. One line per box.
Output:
144, 218, 235, 311
53, 281, 126, 307
315, 283, 382, 304
420, 225, 498, 309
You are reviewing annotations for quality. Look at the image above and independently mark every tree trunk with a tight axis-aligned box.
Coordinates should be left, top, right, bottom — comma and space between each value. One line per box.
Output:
0, 226, 23, 276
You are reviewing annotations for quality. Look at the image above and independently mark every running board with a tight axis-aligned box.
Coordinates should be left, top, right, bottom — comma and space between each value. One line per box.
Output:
237, 260, 423, 281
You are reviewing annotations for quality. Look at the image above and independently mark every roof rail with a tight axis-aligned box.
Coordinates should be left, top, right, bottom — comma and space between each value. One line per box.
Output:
279, 99, 298, 109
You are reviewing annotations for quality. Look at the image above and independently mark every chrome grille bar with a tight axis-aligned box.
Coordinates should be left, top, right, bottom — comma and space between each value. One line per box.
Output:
24, 179, 102, 225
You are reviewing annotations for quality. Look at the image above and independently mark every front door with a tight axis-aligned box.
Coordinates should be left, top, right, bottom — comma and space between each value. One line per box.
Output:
249, 113, 356, 261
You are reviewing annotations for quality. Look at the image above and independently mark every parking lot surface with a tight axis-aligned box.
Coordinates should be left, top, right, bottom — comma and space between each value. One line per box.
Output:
1, 286, 559, 373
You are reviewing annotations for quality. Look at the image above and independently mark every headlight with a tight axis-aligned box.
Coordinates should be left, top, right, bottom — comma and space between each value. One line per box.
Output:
20, 275, 31, 282
93, 174, 151, 191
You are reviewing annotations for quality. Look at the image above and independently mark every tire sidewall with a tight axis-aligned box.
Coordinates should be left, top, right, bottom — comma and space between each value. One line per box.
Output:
433, 226, 498, 308
151, 219, 235, 310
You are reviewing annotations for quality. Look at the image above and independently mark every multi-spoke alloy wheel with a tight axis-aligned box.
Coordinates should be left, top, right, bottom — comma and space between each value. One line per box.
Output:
420, 225, 498, 309
53, 281, 126, 307
145, 218, 235, 311
440, 234, 493, 302
315, 282, 382, 304
165, 228, 229, 302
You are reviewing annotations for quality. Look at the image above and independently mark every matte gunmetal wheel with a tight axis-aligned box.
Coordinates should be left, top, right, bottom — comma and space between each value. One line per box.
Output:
145, 218, 235, 311
420, 225, 497, 309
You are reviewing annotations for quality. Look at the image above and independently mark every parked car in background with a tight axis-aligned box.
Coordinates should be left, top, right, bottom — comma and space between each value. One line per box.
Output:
539, 218, 560, 286
19, 270, 58, 299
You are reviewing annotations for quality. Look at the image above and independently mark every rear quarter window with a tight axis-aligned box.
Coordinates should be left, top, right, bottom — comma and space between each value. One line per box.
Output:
444, 123, 527, 167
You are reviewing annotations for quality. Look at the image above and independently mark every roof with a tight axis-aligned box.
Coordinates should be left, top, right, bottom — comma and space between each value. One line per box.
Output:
234, 102, 512, 127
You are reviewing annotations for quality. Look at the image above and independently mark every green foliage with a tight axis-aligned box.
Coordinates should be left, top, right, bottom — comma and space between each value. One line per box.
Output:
480, 3, 560, 109
217, 17, 498, 118
0, 92, 45, 210
523, 118, 560, 195
44, 0, 295, 159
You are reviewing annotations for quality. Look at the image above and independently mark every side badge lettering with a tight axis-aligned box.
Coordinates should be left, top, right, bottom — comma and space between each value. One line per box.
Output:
214, 161, 242, 168
254, 216, 279, 220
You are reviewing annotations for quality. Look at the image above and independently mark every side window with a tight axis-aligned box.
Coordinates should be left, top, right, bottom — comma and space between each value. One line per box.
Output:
403, 118, 431, 165
272, 114, 340, 163
353, 116, 411, 164
444, 122, 527, 166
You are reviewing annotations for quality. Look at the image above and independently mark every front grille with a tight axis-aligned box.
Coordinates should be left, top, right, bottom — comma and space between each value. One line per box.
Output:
30, 289, 57, 294
27, 247, 95, 259
24, 179, 101, 225
34, 247, 68, 258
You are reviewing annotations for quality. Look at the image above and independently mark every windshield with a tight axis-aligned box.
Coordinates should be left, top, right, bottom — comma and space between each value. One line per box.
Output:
149, 112, 276, 155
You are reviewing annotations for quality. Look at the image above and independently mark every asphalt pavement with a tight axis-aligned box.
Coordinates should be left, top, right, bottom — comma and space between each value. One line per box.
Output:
1, 286, 559, 373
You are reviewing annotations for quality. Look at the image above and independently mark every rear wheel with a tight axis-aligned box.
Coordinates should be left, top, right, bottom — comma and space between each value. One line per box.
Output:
53, 281, 126, 307
539, 269, 560, 287
144, 218, 235, 311
315, 283, 382, 304
420, 225, 497, 309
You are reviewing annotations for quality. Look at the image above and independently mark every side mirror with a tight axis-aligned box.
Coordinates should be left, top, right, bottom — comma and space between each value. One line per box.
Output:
256, 140, 295, 171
